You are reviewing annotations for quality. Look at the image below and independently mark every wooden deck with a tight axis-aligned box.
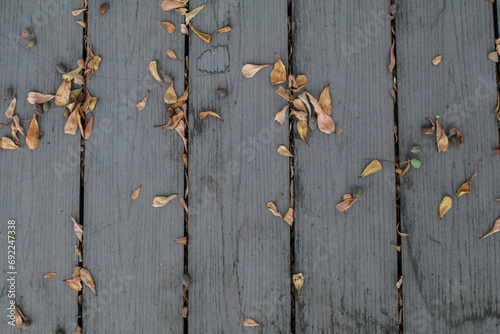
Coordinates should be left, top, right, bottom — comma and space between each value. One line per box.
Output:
1, 1, 500, 333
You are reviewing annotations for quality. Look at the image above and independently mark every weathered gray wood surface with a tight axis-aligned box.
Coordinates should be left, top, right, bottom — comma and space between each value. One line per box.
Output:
187, 0, 291, 332
397, 1, 500, 332
83, 2, 185, 333
292, 1, 398, 332
0, 1, 82, 332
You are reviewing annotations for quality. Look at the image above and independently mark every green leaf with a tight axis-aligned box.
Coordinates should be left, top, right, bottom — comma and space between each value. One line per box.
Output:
411, 159, 421, 169
411, 146, 421, 153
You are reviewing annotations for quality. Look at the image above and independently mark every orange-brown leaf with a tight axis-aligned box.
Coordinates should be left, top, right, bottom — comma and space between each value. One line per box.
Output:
270, 53, 286, 85
63, 279, 82, 291
284, 208, 295, 227
64, 108, 79, 134
266, 201, 283, 218
136, 91, 150, 110
83, 115, 93, 139
71, 214, 83, 243
159, 20, 176, 33
336, 197, 358, 213
43, 272, 57, 278
200, 111, 223, 122
26, 111, 39, 150
306, 92, 335, 134
319, 85, 332, 115
174, 236, 187, 245
212, 26, 232, 34
55, 80, 71, 107
456, 171, 479, 197
435, 118, 449, 153
161, 0, 187, 11
131, 185, 141, 200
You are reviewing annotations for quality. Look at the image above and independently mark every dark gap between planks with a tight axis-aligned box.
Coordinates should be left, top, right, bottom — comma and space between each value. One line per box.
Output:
492, 0, 500, 150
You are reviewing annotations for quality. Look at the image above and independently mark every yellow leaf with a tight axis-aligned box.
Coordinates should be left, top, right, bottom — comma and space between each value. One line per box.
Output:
306, 92, 335, 134
432, 55, 443, 65
266, 201, 283, 218
212, 26, 232, 34
185, 3, 206, 25
435, 118, 448, 153
75, 20, 86, 29
153, 194, 178, 207
241, 64, 271, 78
80, 268, 97, 295
159, 20, 176, 33
166, 49, 179, 61
319, 84, 332, 115
62, 66, 82, 81
43, 272, 57, 278
277, 145, 294, 157
297, 120, 308, 145
199, 111, 223, 122
89, 97, 98, 112
479, 218, 500, 240
161, 0, 187, 11
284, 208, 295, 227
164, 81, 177, 104
243, 318, 261, 327
1, 137, 21, 150
293, 273, 304, 297
456, 171, 479, 197
4, 96, 16, 117
439, 196, 452, 219
270, 53, 286, 85
131, 186, 141, 200
149, 60, 163, 83
274, 105, 288, 125
189, 24, 211, 44
55, 80, 71, 107
26, 111, 39, 150
360, 160, 382, 178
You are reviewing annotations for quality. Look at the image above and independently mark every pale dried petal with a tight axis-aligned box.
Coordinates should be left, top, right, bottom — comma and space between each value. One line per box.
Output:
80, 268, 97, 295
43, 272, 57, 278
166, 49, 179, 61
153, 194, 178, 207
293, 273, 304, 297
71, 214, 83, 243
5, 96, 17, 117
149, 60, 163, 83
241, 64, 271, 78
274, 105, 288, 125
161, 0, 187, 11
131, 186, 141, 200
243, 318, 261, 327
319, 85, 332, 115
277, 145, 294, 157
159, 20, 176, 33
266, 201, 283, 218
164, 81, 177, 104
136, 91, 150, 110
479, 218, 500, 240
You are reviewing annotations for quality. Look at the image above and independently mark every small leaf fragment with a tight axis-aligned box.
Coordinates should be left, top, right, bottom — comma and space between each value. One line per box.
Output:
1, 137, 21, 150
189, 24, 211, 44
389, 40, 396, 72
293, 273, 304, 297
153, 194, 178, 207
136, 91, 150, 110
274, 105, 288, 125
199, 111, 223, 122
488, 51, 499, 62
181, 24, 189, 34
212, 26, 232, 34
75, 20, 86, 29
360, 160, 382, 178
456, 171, 479, 197
149, 60, 163, 83
439, 196, 452, 219
164, 81, 177, 104
43, 272, 57, 278
131, 186, 141, 200
267, 201, 283, 218
277, 145, 294, 157
166, 49, 179, 61
297, 120, 309, 145
319, 84, 332, 115
435, 118, 449, 153
80, 268, 97, 295
26, 111, 39, 150
5, 96, 17, 117
174, 237, 187, 245
283, 208, 295, 227
243, 318, 261, 327
479, 218, 500, 239
99, 3, 109, 14
185, 4, 206, 25
432, 55, 443, 65
270, 53, 286, 85
63, 279, 82, 291
242, 64, 271, 78
276, 86, 295, 102
71, 214, 83, 243
159, 20, 176, 33
397, 222, 409, 236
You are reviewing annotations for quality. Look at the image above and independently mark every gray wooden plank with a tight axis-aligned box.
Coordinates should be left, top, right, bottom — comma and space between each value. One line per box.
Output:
292, 1, 398, 333
83, 2, 185, 333
187, 0, 291, 332
0, 1, 82, 332
397, 1, 500, 332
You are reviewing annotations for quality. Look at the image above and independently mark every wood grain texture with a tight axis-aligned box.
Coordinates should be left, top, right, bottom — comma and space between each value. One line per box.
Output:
187, 0, 291, 332
83, 2, 185, 333
397, 1, 500, 332
292, 1, 398, 333
0, 1, 82, 333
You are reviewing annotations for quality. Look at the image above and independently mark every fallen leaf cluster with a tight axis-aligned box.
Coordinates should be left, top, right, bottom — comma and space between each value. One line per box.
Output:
421, 116, 462, 152
488, 38, 500, 62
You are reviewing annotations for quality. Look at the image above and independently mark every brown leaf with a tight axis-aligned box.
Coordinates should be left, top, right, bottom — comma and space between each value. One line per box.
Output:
274, 105, 288, 125
43, 272, 57, 278
161, 0, 187, 11
149, 60, 163, 83
0, 122, 12, 128
14, 303, 29, 329
176, 120, 188, 151
421, 117, 436, 134
456, 171, 479, 197
71, 214, 83, 243
243, 318, 261, 327
171, 86, 189, 108
80, 268, 97, 295
83, 115, 94, 139
5, 96, 17, 117
200, 111, 223, 122
87, 55, 101, 78
164, 81, 178, 104
26, 111, 39, 150
432, 55, 443, 65
277, 145, 294, 157
479, 218, 500, 239
131, 185, 141, 200
189, 24, 211, 44
295, 75, 308, 91
241, 64, 271, 78
435, 118, 448, 153
276, 86, 295, 102
11, 115, 24, 142
153, 194, 178, 207
166, 49, 179, 61
360, 160, 382, 178
174, 236, 187, 245
75, 245, 83, 262
290, 109, 307, 121
297, 120, 309, 145
73, 266, 81, 280
306, 92, 335, 134
185, 4, 206, 25
1, 137, 21, 150
267, 201, 283, 218
74, 74, 85, 85
180, 197, 188, 213
159, 20, 176, 33
336, 197, 358, 213
439, 196, 452, 219
212, 26, 232, 34
293, 273, 304, 297
64, 108, 79, 134
488, 51, 499, 62
63, 279, 82, 291
448, 127, 463, 146
270, 53, 286, 85
283, 208, 295, 227
55, 80, 71, 107
319, 85, 332, 115
397, 222, 409, 237
136, 91, 150, 111
389, 40, 396, 72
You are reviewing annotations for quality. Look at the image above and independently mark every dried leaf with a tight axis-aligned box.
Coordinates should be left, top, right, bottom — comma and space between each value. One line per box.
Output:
63, 279, 82, 291
293, 273, 304, 297
243, 318, 261, 327
277, 145, 294, 157
153, 194, 178, 207
274, 105, 288, 125
389, 40, 396, 72
75, 245, 83, 262
200, 111, 223, 122
87, 55, 101, 77
74, 74, 85, 85
80, 268, 97, 295
319, 85, 332, 115
297, 120, 308, 145
0, 122, 12, 128
241, 64, 271, 78
448, 127, 463, 146
290, 109, 307, 121
161, 0, 187, 11
295, 75, 308, 91
5, 96, 16, 117
174, 236, 187, 245
396, 276, 403, 289
64, 108, 79, 134
212, 26, 232, 34
181, 24, 189, 34
439, 196, 452, 219
270, 53, 286, 85
267, 201, 283, 218
456, 171, 479, 197
26, 111, 39, 150
283, 208, 295, 227
435, 118, 448, 153
1, 137, 21, 150
360, 160, 382, 178
392, 244, 401, 252
488, 51, 499, 62
99, 3, 109, 14
14, 303, 29, 329
336, 197, 358, 213
133, 91, 150, 111
180, 197, 188, 213
432, 55, 443, 65
164, 81, 177, 104
62, 66, 82, 80
176, 120, 188, 151
55, 80, 71, 107
276, 86, 294, 102
397, 222, 409, 236
185, 4, 206, 25
11, 115, 24, 142
71, 214, 83, 243
149, 60, 163, 83
131, 186, 141, 200
171, 87, 189, 108
159, 20, 176, 33
306, 92, 335, 134
189, 24, 211, 44
43, 272, 57, 278
479, 218, 500, 239
166, 49, 179, 61
421, 117, 435, 134
335, 128, 343, 134
75, 20, 86, 29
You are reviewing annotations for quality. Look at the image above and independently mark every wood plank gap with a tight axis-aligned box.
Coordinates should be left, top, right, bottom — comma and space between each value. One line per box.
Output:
492, 0, 500, 148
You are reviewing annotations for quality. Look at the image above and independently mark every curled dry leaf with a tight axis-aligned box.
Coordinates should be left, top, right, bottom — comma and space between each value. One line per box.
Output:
360, 159, 382, 178
71, 214, 83, 243
448, 127, 463, 146
488, 51, 499, 62
174, 237, 187, 245
189, 24, 211, 44
153, 194, 178, 207
242, 64, 271, 78
479, 218, 500, 239
243, 318, 261, 327
439, 196, 452, 219
297, 120, 309, 145
421, 117, 435, 134
293, 273, 304, 297
64, 108, 79, 134
306, 92, 335, 134
87, 55, 101, 78
26, 111, 39, 150
131, 186, 141, 200
164, 81, 177, 104
43, 272, 57, 278
336, 196, 358, 213
274, 105, 288, 125
389, 40, 396, 72
161, 0, 187, 11
5, 96, 16, 117
435, 118, 448, 153
200, 111, 223, 122
277, 145, 294, 157
396, 276, 403, 289
276, 86, 294, 102
136, 91, 150, 110
176, 120, 187, 151
159, 20, 176, 33
82, 115, 94, 139
149, 60, 163, 83
266, 201, 283, 218
456, 171, 479, 197
290, 109, 307, 121
432, 55, 443, 65
270, 53, 286, 85
319, 85, 332, 115
180, 197, 188, 213
212, 26, 232, 34
1, 137, 21, 150
397, 222, 409, 236
283, 208, 295, 227
295, 75, 308, 91
185, 4, 206, 25
14, 303, 29, 329
55, 80, 71, 107
75, 20, 86, 29
166, 49, 179, 61
75, 245, 83, 262
11, 115, 24, 143
62, 66, 82, 81
80, 268, 97, 295
63, 279, 82, 291
0, 122, 12, 129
